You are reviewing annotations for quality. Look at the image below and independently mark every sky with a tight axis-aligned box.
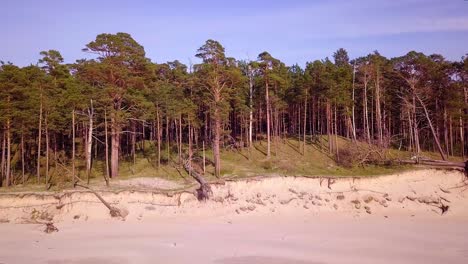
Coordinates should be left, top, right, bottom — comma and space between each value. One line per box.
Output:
2, 0, 468, 67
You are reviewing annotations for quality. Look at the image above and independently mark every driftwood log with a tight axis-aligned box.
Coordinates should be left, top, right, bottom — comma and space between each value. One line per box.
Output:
398, 159, 466, 173
74, 183, 128, 219
183, 159, 212, 200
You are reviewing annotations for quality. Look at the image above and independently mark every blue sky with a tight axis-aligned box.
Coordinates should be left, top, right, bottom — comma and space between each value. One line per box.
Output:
2, 0, 467, 67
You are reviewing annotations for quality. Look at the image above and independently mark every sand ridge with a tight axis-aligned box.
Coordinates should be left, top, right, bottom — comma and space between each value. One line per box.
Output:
0, 169, 466, 224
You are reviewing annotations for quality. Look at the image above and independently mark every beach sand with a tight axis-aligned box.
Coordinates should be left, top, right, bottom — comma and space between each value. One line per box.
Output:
0, 169, 467, 263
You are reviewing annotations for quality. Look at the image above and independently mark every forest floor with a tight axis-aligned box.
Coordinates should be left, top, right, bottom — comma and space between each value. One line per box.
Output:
0, 169, 467, 263
3, 136, 463, 193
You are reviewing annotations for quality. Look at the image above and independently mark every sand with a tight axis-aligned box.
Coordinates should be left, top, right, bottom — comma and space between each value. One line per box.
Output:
0, 169, 467, 263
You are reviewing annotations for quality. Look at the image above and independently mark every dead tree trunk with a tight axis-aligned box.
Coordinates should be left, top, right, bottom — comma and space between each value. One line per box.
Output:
86, 100, 94, 183
415, 93, 446, 160
183, 159, 212, 201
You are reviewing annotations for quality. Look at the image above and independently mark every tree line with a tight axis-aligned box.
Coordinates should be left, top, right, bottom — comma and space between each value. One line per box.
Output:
0, 32, 466, 187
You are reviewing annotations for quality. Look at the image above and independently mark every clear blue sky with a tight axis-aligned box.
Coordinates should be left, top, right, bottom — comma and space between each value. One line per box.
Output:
2, 0, 467, 67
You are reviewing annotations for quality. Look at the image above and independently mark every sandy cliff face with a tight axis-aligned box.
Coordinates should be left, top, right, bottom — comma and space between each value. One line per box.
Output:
0, 169, 467, 224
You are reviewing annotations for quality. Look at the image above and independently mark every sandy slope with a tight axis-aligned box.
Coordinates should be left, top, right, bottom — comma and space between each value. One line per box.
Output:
0, 169, 467, 263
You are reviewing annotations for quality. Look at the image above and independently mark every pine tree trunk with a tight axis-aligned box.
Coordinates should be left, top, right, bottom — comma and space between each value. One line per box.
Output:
0, 132, 4, 187
174, 119, 179, 164
213, 108, 221, 177
72, 109, 76, 185
311, 97, 315, 135
449, 115, 453, 156
248, 66, 253, 148
298, 105, 302, 149
326, 101, 332, 153
156, 107, 161, 169
110, 113, 120, 178
21, 128, 25, 185
86, 101, 94, 184
444, 107, 449, 156
188, 120, 192, 177
460, 111, 465, 158
202, 140, 206, 174
464, 86, 468, 158
375, 69, 383, 146
5, 118, 11, 187
303, 92, 307, 155
407, 108, 414, 152
131, 121, 136, 165
166, 116, 170, 163
351, 63, 357, 141
363, 76, 370, 143
179, 116, 182, 165
413, 97, 421, 155
265, 78, 271, 158
141, 120, 145, 152
334, 104, 339, 161
371, 93, 374, 141
37, 92, 43, 183
45, 113, 49, 186
104, 109, 109, 186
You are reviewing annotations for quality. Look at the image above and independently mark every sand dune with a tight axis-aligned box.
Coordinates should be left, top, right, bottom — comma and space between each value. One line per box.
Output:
0, 169, 467, 263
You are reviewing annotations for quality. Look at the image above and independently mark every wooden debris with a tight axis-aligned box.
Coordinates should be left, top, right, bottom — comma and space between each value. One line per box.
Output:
280, 198, 296, 205
439, 186, 451, 194
439, 204, 449, 215
44, 222, 58, 233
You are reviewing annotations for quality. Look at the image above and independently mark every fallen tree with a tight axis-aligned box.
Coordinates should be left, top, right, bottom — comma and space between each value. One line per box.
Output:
74, 183, 128, 220
183, 159, 212, 201
398, 159, 466, 172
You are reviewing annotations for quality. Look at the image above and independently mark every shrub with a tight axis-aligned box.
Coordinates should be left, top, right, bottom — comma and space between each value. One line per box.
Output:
336, 143, 385, 168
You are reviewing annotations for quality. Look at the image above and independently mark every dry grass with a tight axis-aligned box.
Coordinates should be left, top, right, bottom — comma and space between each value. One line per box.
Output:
2, 136, 456, 192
